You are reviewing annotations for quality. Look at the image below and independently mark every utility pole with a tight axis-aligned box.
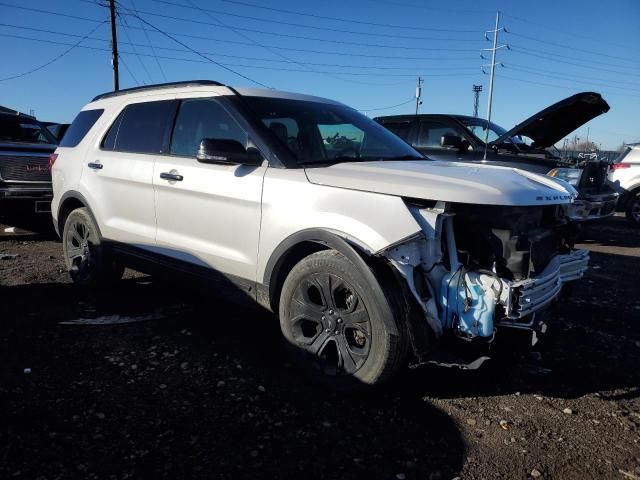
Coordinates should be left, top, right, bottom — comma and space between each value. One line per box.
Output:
109, 0, 120, 91
481, 11, 508, 160
472, 84, 482, 117
415, 76, 423, 115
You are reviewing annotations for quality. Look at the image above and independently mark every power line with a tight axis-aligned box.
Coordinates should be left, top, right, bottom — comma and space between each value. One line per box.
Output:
128, 0, 167, 82
121, 12, 271, 87
218, 0, 484, 32
119, 54, 140, 85
504, 65, 640, 93
360, 0, 489, 15
0, 31, 479, 79
152, 0, 482, 41
0, 22, 479, 72
497, 74, 640, 100
502, 12, 638, 54
509, 46, 640, 78
0, 21, 106, 83
510, 44, 640, 73
117, 13, 153, 84
358, 98, 415, 112
507, 31, 640, 65
0, 4, 478, 61
0, 2, 104, 23
507, 62, 640, 88
103, 2, 481, 52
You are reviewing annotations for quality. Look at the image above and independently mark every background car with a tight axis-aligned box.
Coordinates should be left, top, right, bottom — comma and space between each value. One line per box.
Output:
375, 92, 617, 222
0, 112, 57, 229
609, 143, 640, 227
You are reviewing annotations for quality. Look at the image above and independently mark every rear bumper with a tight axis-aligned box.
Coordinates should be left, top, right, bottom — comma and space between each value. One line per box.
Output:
0, 184, 53, 215
0, 183, 53, 200
569, 191, 618, 221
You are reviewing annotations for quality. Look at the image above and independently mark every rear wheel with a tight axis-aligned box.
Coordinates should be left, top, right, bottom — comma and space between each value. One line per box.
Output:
62, 207, 123, 289
279, 250, 407, 389
625, 190, 640, 228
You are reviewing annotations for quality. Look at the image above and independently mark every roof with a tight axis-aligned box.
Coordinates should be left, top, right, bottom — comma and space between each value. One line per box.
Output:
90, 81, 343, 106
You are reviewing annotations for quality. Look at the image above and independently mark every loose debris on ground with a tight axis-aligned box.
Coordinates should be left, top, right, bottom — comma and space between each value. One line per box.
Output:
1, 216, 639, 479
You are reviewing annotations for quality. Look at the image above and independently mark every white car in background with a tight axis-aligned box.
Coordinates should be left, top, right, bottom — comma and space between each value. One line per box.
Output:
609, 143, 640, 227
51, 80, 589, 389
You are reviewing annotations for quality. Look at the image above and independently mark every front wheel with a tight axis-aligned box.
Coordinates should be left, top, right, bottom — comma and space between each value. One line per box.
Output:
625, 191, 640, 228
279, 250, 407, 389
62, 207, 123, 289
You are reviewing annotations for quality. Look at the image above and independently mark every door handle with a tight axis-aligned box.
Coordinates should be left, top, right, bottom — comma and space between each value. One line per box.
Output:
160, 172, 184, 182
87, 162, 103, 170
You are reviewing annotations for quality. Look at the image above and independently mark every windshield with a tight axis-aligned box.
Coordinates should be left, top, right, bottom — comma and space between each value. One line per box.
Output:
241, 96, 424, 165
0, 116, 57, 144
459, 117, 524, 145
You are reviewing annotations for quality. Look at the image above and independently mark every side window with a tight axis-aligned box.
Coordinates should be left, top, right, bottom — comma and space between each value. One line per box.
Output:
103, 100, 175, 153
60, 109, 104, 147
416, 121, 461, 149
170, 99, 247, 157
381, 121, 411, 141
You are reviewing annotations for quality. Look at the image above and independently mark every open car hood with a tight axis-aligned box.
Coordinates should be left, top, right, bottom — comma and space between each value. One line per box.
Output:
491, 92, 609, 149
305, 160, 576, 207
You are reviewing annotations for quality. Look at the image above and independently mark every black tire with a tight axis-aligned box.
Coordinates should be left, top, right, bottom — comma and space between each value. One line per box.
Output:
279, 250, 408, 390
625, 190, 640, 228
62, 207, 123, 289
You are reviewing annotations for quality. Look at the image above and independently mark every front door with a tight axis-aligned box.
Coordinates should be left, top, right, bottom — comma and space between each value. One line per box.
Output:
153, 97, 266, 288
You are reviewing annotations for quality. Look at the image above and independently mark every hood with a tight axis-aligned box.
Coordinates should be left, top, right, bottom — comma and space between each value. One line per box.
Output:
0, 141, 56, 154
491, 92, 609, 149
305, 160, 576, 206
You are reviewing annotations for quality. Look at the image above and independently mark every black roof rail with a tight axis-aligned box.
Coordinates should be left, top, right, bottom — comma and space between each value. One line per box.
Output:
91, 80, 226, 102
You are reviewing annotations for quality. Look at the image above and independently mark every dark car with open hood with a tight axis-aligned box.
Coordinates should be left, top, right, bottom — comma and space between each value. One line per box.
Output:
375, 92, 617, 222
0, 112, 57, 229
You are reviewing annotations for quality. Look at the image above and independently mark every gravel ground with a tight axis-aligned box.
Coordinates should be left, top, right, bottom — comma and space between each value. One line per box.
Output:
1, 216, 639, 480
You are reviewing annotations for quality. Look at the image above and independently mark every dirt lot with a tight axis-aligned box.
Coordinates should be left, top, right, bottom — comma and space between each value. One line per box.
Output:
1, 217, 639, 480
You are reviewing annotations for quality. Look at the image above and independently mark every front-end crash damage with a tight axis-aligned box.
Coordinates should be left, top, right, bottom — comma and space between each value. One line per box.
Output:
378, 199, 589, 368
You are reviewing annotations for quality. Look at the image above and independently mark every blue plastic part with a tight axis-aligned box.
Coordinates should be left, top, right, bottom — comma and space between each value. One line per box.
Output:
439, 271, 494, 338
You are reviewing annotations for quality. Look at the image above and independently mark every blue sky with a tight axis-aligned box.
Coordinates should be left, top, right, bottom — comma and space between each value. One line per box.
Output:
1, 0, 638, 149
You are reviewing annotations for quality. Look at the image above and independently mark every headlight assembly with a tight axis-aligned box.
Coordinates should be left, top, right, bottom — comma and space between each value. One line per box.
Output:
548, 168, 583, 186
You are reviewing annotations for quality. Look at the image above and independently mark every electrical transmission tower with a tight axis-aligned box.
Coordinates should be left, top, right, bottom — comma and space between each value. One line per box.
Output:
472, 85, 482, 117
481, 11, 508, 159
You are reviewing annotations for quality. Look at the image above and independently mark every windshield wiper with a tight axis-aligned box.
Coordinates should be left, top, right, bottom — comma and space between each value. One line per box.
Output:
384, 154, 425, 160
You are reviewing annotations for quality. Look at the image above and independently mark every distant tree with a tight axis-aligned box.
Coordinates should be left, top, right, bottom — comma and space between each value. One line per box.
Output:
572, 140, 599, 152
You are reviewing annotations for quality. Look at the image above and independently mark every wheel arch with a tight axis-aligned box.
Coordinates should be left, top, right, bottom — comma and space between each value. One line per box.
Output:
261, 229, 397, 335
56, 191, 100, 238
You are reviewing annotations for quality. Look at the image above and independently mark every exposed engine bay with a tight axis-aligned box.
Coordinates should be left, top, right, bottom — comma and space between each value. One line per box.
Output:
381, 200, 589, 363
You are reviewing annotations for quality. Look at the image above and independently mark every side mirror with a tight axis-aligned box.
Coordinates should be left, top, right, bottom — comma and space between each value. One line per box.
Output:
196, 138, 263, 166
441, 134, 466, 150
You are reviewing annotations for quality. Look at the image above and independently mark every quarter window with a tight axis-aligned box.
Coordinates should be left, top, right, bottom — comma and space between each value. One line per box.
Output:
59, 109, 104, 147
170, 99, 247, 157
102, 100, 175, 153
416, 121, 461, 149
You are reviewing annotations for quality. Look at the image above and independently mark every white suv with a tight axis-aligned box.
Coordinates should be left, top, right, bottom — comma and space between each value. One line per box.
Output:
51, 81, 589, 388
609, 143, 640, 227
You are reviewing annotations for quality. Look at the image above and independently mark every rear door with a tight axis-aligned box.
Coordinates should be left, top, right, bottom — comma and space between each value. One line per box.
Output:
153, 97, 266, 287
80, 99, 176, 246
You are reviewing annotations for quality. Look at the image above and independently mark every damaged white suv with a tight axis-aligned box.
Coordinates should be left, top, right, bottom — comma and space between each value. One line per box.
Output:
51, 81, 589, 388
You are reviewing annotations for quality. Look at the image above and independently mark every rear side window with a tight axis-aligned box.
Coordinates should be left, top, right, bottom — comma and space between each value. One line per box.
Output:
102, 100, 174, 153
381, 121, 411, 141
60, 109, 104, 147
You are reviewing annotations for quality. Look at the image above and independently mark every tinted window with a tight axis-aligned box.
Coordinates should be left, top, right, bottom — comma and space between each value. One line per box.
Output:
102, 111, 123, 150
59, 109, 103, 147
170, 99, 247, 157
416, 121, 461, 149
0, 116, 57, 145
108, 100, 174, 153
240, 97, 423, 165
381, 121, 411, 141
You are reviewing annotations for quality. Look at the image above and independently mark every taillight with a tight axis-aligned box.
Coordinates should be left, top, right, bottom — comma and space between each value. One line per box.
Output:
610, 163, 630, 171
48, 153, 58, 171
